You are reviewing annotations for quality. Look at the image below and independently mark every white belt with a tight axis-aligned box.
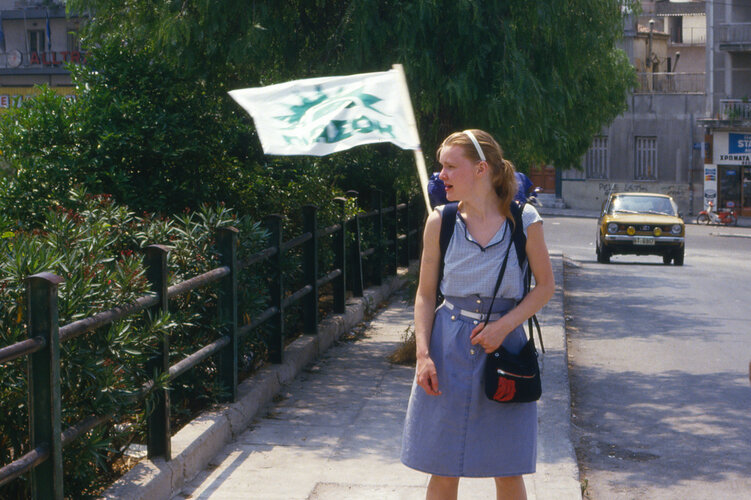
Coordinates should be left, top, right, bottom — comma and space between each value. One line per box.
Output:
442, 299, 503, 323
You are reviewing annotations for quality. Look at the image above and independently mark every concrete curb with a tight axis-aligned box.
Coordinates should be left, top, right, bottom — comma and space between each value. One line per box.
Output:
532, 252, 582, 499
100, 267, 414, 500
709, 231, 751, 238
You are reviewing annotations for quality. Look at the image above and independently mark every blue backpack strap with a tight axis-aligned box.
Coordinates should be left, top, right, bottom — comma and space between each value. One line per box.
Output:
510, 201, 545, 353
510, 201, 527, 269
437, 202, 459, 302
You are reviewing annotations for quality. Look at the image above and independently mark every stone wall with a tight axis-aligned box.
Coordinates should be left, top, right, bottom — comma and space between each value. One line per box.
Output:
562, 180, 692, 215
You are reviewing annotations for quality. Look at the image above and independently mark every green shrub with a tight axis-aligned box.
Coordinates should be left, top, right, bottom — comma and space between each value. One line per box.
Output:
0, 87, 82, 226
0, 190, 268, 499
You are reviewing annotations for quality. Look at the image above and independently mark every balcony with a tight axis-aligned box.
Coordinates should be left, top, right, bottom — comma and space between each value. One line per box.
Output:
718, 23, 751, 52
697, 99, 751, 129
669, 27, 706, 46
634, 72, 705, 94
719, 99, 751, 120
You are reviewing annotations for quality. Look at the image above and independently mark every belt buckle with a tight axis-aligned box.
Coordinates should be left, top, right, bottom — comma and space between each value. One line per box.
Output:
465, 309, 485, 322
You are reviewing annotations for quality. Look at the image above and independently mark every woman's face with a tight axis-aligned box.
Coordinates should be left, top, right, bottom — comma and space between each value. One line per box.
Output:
438, 144, 480, 201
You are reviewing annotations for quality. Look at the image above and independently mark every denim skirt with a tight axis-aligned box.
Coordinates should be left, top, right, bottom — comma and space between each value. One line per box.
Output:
400, 296, 537, 477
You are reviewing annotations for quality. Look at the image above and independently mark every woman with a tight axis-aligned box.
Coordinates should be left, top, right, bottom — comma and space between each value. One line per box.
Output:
401, 130, 554, 500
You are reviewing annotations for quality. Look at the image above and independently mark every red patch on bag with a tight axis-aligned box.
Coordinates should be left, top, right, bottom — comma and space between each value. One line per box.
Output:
494, 378, 516, 401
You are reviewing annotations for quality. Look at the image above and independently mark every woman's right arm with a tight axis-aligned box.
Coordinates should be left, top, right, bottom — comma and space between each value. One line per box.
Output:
414, 209, 443, 396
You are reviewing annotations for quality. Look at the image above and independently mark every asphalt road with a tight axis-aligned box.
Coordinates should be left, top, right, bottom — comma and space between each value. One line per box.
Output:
544, 215, 751, 500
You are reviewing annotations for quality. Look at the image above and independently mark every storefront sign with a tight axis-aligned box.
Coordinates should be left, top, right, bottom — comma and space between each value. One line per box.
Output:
0, 87, 75, 111
718, 153, 751, 164
714, 132, 751, 165
729, 133, 751, 154
0, 95, 25, 108
28, 51, 87, 66
703, 165, 717, 209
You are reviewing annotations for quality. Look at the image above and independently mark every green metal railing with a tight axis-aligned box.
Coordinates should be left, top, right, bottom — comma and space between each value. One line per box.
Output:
0, 192, 423, 499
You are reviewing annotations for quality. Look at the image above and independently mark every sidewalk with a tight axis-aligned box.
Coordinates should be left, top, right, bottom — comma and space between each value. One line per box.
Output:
171, 254, 580, 500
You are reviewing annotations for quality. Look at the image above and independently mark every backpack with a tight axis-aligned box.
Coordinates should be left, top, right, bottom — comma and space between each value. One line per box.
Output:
428, 172, 449, 207
437, 201, 544, 351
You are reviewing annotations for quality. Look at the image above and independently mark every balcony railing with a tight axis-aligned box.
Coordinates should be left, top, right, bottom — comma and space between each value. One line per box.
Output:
719, 99, 751, 120
634, 72, 705, 94
670, 27, 706, 46
718, 23, 751, 50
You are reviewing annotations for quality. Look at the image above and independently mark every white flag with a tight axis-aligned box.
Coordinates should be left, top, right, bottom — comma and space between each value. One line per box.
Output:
229, 69, 421, 156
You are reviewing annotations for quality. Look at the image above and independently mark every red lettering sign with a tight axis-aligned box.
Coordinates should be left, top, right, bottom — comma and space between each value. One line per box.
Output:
29, 51, 87, 66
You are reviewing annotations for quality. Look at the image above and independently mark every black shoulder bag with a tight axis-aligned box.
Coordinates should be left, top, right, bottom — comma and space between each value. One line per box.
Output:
481, 220, 542, 404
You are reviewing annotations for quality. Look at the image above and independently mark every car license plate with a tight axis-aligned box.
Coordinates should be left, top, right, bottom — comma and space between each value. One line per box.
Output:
634, 236, 655, 246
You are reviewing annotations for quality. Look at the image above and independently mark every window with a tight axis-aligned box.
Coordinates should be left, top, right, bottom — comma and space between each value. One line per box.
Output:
28, 30, 45, 53
67, 30, 80, 53
584, 136, 609, 179
635, 136, 657, 180
609, 195, 677, 216
669, 17, 683, 44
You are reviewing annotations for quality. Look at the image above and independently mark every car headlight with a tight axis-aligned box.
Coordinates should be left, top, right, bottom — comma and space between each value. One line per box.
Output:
653, 227, 662, 236
671, 224, 682, 235
626, 226, 636, 236
607, 223, 618, 234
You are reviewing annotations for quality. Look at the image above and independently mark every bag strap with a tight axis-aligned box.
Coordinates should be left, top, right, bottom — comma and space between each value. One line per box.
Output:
483, 212, 545, 354
482, 223, 514, 330
525, 272, 545, 354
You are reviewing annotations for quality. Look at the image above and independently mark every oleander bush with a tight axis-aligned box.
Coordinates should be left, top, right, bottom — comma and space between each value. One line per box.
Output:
0, 182, 382, 498
0, 190, 272, 498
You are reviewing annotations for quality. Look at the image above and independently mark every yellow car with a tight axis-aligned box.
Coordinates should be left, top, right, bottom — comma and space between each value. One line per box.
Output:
596, 192, 685, 265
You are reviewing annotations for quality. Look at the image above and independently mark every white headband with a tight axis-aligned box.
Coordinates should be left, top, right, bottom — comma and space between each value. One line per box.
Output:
463, 130, 486, 162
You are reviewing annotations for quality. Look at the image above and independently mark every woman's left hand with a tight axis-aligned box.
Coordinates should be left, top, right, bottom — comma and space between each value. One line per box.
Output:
470, 319, 511, 353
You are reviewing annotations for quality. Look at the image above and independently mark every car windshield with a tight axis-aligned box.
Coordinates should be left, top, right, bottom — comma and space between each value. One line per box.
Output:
609, 196, 677, 216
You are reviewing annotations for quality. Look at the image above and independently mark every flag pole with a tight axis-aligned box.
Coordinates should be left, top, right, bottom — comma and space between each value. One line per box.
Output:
392, 64, 431, 213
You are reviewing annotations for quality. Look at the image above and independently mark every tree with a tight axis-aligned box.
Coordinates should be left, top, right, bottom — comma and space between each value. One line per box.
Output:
2, 0, 633, 218
68, 0, 634, 171
67, 39, 247, 214
335, 0, 637, 169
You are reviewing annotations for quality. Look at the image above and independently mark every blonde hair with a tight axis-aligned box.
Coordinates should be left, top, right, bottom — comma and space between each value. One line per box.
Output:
436, 129, 518, 220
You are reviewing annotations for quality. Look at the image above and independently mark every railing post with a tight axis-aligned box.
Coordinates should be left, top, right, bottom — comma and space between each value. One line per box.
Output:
400, 198, 410, 267
217, 227, 239, 402
265, 215, 284, 363
371, 188, 383, 286
333, 197, 347, 314
413, 199, 424, 261
392, 192, 400, 274
346, 191, 364, 297
145, 245, 171, 460
302, 205, 319, 335
26, 272, 64, 500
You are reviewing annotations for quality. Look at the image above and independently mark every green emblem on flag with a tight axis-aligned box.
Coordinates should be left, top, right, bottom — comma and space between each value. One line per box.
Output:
272, 87, 395, 146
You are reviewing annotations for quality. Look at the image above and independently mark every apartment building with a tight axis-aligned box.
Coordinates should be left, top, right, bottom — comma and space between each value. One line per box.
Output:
0, 0, 83, 108
697, 0, 751, 217
562, 0, 707, 216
